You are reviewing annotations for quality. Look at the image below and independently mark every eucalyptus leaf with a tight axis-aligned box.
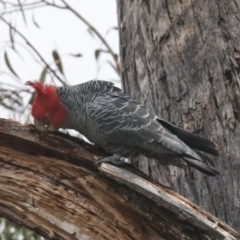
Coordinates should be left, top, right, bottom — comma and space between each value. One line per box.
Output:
69, 53, 82, 58
4, 51, 19, 78
9, 27, 15, 49
40, 67, 47, 83
95, 49, 101, 60
52, 50, 64, 76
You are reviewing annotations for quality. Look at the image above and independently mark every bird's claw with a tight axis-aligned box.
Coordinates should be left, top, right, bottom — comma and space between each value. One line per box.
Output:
95, 155, 128, 168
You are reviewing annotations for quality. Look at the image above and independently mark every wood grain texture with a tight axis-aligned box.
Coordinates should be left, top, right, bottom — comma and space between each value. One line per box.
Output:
0, 118, 239, 239
117, 0, 240, 231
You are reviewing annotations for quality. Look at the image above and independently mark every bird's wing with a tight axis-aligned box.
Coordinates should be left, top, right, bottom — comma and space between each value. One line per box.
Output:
88, 90, 200, 158
157, 118, 219, 156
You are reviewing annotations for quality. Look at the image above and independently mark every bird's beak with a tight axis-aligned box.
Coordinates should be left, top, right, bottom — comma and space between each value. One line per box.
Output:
48, 124, 58, 132
34, 119, 46, 131
34, 119, 58, 132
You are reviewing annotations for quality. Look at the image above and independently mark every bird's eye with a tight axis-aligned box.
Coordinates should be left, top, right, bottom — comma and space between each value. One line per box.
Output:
43, 116, 49, 121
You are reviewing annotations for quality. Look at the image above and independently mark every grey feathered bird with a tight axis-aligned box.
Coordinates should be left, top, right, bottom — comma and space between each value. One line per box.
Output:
26, 80, 219, 176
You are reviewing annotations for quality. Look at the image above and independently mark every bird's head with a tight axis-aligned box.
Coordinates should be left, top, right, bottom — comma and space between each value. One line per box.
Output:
26, 81, 67, 131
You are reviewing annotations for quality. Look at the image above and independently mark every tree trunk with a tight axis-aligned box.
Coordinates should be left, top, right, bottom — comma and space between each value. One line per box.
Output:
117, 0, 240, 231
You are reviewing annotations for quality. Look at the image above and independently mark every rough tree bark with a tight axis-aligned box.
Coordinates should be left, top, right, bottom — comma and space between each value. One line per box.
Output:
117, 0, 240, 231
0, 118, 239, 240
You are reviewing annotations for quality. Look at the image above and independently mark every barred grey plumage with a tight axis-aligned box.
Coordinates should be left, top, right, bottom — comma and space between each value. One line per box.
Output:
57, 80, 219, 176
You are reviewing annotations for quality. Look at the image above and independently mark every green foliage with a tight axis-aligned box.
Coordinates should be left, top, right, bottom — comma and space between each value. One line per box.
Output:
0, 218, 43, 240
39, 67, 47, 84
4, 51, 19, 78
52, 50, 65, 76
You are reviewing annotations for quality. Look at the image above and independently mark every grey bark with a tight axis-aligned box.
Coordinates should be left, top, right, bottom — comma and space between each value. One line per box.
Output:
117, 0, 240, 231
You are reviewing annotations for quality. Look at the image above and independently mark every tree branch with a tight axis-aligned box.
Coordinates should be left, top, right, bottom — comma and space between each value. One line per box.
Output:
0, 1, 46, 15
42, 0, 121, 75
0, 16, 66, 86
0, 118, 239, 240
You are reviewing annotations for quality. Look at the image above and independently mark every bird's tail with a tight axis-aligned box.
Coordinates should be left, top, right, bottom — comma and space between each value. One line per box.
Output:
183, 150, 220, 176
158, 118, 219, 156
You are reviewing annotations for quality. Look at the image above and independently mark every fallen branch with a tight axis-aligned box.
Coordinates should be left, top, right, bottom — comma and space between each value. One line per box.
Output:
0, 118, 239, 240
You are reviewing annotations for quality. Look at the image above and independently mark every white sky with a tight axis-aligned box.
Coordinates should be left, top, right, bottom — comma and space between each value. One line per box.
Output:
0, 0, 120, 121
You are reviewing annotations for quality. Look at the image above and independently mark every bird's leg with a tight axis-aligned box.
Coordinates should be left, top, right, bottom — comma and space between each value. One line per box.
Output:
95, 154, 129, 168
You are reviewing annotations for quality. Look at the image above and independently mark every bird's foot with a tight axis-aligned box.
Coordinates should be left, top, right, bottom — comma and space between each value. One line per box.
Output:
95, 155, 129, 168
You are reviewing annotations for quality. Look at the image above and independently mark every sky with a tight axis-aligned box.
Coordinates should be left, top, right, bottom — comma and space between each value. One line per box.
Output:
0, 0, 120, 121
